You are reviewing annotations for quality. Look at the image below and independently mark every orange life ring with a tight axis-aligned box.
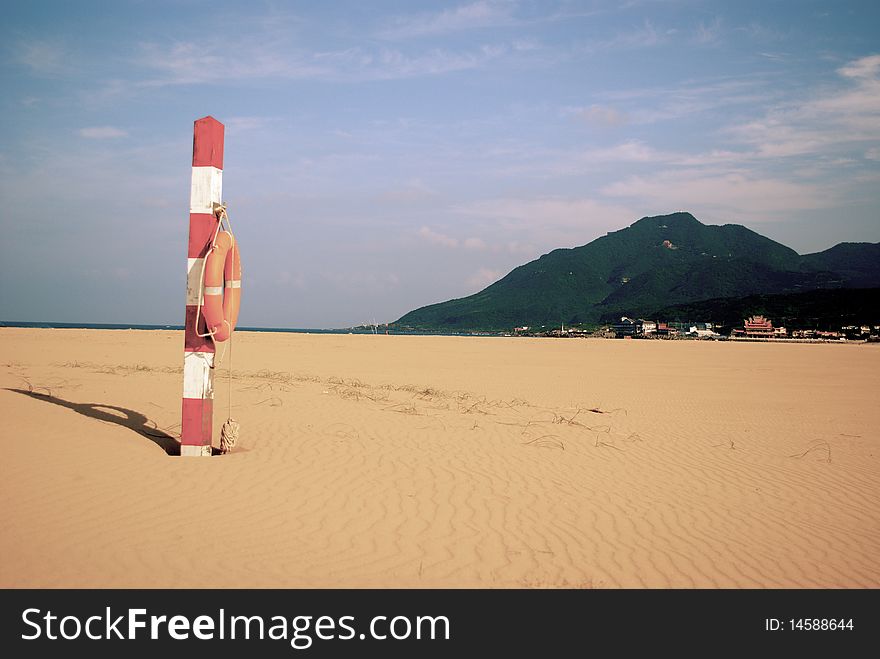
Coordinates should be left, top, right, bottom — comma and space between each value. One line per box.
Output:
201, 231, 241, 342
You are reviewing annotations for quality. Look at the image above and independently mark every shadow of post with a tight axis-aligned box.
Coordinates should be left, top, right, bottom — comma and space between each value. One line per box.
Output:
6, 388, 181, 456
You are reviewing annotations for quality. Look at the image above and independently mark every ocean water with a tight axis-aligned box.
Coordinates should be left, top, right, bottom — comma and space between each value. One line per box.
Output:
0, 321, 479, 337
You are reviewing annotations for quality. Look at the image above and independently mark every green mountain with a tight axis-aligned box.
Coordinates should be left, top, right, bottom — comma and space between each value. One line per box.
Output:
799, 242, 880, 288
394, 212, 880, 330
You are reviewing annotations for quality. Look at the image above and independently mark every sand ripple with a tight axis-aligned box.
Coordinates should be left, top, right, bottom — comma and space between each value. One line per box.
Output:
1, 328, 878, 587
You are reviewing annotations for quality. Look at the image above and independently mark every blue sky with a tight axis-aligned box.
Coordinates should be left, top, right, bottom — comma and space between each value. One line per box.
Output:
1, 1, 878, 327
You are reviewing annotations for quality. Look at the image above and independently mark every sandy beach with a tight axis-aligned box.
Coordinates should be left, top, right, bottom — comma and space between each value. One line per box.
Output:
1, 327, 878, 588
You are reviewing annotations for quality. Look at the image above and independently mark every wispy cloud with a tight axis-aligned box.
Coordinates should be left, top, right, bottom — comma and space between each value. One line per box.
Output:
595, 76, 777, 125
736, 21, 791, 44
378, 1, 516, 39
601, 169, 833, 221
758, 51, 789, 61
467, 267, 503, 290
838, 54, 880, 79
412, 196, 640, 259
223, 116, 278, 135
275, 271, 307, 290
694, 17, 722, 45
16, 39, 68, 75
578, 140, 758, 168
134, 41, 317, 85
725, 54, 880, 159
418, 226, 459, 248
366, 45, 506, 79
586, 19, 670, 52
581, 139, 671, 163
78, 126, 127, 139
454, 196, 637, 250
376, 180, 437, 204
573, 104, 628, 127
132, 40, 505, 87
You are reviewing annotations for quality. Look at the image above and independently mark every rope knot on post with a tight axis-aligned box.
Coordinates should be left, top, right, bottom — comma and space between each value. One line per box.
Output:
220, 418, 240, 454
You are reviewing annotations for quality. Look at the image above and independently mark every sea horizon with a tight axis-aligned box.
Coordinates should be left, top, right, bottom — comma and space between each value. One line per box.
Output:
0, 320, 476, 337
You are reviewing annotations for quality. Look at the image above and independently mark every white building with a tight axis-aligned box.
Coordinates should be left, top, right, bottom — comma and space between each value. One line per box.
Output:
639, 320, 657, 334
689, 326, 719, 338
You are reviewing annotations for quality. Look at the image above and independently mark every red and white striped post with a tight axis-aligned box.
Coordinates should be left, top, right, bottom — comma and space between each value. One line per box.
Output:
181, 116, 224, 456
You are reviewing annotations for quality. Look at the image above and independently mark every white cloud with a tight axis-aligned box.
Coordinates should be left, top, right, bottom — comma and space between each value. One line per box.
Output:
758, 51, 788, 61
512, 38, 540, 52
601, 170, 833, 221
694, 17, 722, 45
418, 226, 459, 248
78, 126, 128, 139
725, 54, 880, 160
224, 116, 277, 135
16, 40, 67, 75
322, 270, 401, 295
411, 197, 638, 261
378, 1, 515, 39
134, 40, 504, 86
581, 139, 670, 163
458, 196, 631, 225
838, 54, 880, 80
506, 241, 536, 255
467, 267, 503, 290
454, 196, 637, 249
575, 104, 628, 126
588, 19, 666, 52
369, 45, 505, 79
276, 271, 307, 289
551, 53, 880, 191
596, 77, 776, 125
135, 41, 316, 85
376, 180, 437, 204
737, 21, 790, 43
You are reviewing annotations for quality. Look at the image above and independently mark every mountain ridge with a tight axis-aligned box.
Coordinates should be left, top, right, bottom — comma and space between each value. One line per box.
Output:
394, 212, 880, 330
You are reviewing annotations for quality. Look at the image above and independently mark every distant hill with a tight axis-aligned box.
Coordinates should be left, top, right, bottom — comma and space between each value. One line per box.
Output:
394, 212, 880, 330
651, 287, 880, 331
799, 242, 880, 288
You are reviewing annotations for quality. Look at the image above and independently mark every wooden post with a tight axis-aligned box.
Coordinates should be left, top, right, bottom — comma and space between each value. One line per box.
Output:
181, 116, 224, 456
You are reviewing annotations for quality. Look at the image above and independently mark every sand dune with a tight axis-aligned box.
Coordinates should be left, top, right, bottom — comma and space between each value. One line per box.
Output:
1, 327, 878, 588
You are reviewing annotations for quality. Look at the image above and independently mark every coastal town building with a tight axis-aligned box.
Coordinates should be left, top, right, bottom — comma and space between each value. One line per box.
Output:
655, 322, 678, 337
688, 325, 720, 338
612, 317, 638, 337
612, 317, 662, 338
599, 314, 874, 341
732, 315, 780, 338
791, 329, 844, 340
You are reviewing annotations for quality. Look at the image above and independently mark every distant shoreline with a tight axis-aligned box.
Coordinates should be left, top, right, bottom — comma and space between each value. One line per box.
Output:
2, 322, 875, 344
0, 321, 471, 337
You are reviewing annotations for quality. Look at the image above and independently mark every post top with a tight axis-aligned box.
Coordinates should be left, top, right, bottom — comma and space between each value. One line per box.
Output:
192, 116, 225, 169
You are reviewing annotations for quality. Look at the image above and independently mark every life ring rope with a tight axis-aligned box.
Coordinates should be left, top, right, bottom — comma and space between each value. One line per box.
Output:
193, 202, 241, 453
